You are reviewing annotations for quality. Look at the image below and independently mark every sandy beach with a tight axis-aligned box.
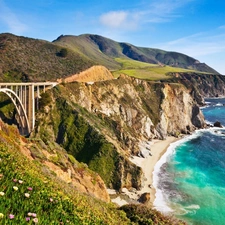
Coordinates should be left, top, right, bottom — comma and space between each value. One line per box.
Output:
109, 136, 179, 206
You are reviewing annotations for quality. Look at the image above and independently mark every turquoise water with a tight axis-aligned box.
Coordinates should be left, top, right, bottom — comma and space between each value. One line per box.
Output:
154, 98, 225, 225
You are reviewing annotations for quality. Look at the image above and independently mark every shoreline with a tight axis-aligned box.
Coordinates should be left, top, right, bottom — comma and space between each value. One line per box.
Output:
148, 136, 179, 205
109, 136, 180, 207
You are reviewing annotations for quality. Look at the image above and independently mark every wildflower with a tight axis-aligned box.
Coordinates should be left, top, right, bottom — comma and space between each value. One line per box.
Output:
24, 193, 30, 198
18, 180, 23, 184
32, 213, 37, 217
27, 187, 33, 191
27, 212, 32, 217
26, 217, 30, 221
49, 198, 53, 202
0, 192, 4, 196
13, 186, 18, 191
9, 214, 14, 219
13, 179, 17, 182
33, 218, 38, 223
0, 213, 4, 219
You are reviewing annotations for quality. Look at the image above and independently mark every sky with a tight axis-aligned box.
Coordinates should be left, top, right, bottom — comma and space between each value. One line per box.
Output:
0, 0, 225, 74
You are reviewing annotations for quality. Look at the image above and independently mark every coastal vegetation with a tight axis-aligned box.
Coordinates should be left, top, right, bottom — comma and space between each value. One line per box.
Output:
0, 113, 186, 224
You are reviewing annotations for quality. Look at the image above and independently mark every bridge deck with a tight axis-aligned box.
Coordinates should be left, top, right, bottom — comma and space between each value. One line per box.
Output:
0, 82, 58, 86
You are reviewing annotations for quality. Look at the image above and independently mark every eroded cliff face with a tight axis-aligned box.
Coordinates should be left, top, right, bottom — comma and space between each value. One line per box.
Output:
171, 73, 225, 104
67, 75, 205, 141
34, 74, 205, 193
158, 83, 205, 137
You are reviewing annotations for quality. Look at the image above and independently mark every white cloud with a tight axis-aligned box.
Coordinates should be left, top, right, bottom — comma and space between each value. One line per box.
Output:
99, 0, 194, 30
157, 31, 225, 57
99, 10, 139, 30
100, 11, 128, 28
219, 25, 225, 30
0, 0, 27, 34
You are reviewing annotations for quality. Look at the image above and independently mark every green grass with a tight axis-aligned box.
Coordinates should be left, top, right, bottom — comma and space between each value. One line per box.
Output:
0, 121, 130, 225
112, 58, 211, 81
115, 58, 159, 69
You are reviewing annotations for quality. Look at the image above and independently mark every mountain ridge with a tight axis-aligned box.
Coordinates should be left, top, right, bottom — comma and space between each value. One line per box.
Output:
0, 32, 220, 84
54, 34, 219, 74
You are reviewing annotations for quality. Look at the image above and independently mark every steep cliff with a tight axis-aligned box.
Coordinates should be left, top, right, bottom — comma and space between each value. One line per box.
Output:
170, 73, 225, 104
159, 83, 205, 137
33, 74, 205, 192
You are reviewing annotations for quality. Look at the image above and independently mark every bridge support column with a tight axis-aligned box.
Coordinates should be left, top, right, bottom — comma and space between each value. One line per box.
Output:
28, 84, 35, 132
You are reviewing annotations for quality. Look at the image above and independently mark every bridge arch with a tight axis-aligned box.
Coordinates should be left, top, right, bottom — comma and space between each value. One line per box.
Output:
0, 82, 58, 136
0, 88, 30, 135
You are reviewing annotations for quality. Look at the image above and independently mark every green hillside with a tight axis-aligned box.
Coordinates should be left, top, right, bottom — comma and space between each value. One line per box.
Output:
0, 33, 95, 82
0, 33, 219, 83
112, 58, 211, 81
0, 102, 186, 225
54, 34, 219, 75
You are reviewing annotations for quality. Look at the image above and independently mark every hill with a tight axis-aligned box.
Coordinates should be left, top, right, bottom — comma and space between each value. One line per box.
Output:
0, 33, 95, 82
53, 34, 219, 74
0, 32, 219, 84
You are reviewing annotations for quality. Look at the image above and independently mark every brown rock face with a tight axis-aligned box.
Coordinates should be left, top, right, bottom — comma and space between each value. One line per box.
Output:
158, 83, 205, 138
138, 192, 150, 204
57, 65, 114, 83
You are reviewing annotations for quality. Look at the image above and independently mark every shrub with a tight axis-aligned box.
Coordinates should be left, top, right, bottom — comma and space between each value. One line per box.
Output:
58, 48, 68, 57
38, 92, 51, 109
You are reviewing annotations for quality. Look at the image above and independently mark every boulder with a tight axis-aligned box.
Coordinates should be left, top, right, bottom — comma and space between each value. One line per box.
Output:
138, 192, 150, 204
214, 121, 222, 128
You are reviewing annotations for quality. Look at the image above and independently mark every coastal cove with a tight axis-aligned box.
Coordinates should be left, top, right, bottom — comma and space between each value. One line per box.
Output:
153, 98, 225, 225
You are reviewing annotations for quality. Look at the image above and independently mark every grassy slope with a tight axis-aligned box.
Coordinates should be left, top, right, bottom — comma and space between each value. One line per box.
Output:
0, 120, 131, 224
0, 33, 219, 83
54, 34, 219, 75
0, 33, 95, 82
112, 58, 211, 81
0, 113, 187, 225
53, 34, 121, 70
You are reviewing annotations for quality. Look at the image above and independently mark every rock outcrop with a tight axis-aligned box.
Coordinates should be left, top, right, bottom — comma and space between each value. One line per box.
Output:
138, 192, 151, 204
171, 72, 225, 104
57, 65, 114, 83
34, 73, 205, 194
158, 83, 205, 137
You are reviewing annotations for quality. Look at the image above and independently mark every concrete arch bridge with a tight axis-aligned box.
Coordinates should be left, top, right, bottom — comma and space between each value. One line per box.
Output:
0, 82, 58, 136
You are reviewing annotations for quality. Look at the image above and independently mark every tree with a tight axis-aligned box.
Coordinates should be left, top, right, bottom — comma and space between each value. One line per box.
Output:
58, 48, 68, 57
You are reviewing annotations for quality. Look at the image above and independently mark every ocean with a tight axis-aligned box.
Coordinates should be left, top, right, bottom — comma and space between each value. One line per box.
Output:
153, 98, 225, 225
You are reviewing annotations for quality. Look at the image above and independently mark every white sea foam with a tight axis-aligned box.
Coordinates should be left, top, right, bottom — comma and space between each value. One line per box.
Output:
185, 204, 200, 210
152, 131, 204, 213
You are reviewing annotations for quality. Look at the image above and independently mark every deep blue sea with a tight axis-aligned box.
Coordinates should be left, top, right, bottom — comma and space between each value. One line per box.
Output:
153, 98, 225, 225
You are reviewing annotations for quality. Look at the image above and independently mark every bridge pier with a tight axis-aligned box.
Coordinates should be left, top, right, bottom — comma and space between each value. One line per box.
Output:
0, 82, 57, 136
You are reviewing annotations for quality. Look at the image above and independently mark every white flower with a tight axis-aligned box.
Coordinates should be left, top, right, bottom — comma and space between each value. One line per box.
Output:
24, 193, 30, 198
0, 192, 4, 196
27, 212, 32, 217
18, 180, 23, 184
33, 217, 38, 223
13, 186, 18, 191
0, 213, 4, 219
